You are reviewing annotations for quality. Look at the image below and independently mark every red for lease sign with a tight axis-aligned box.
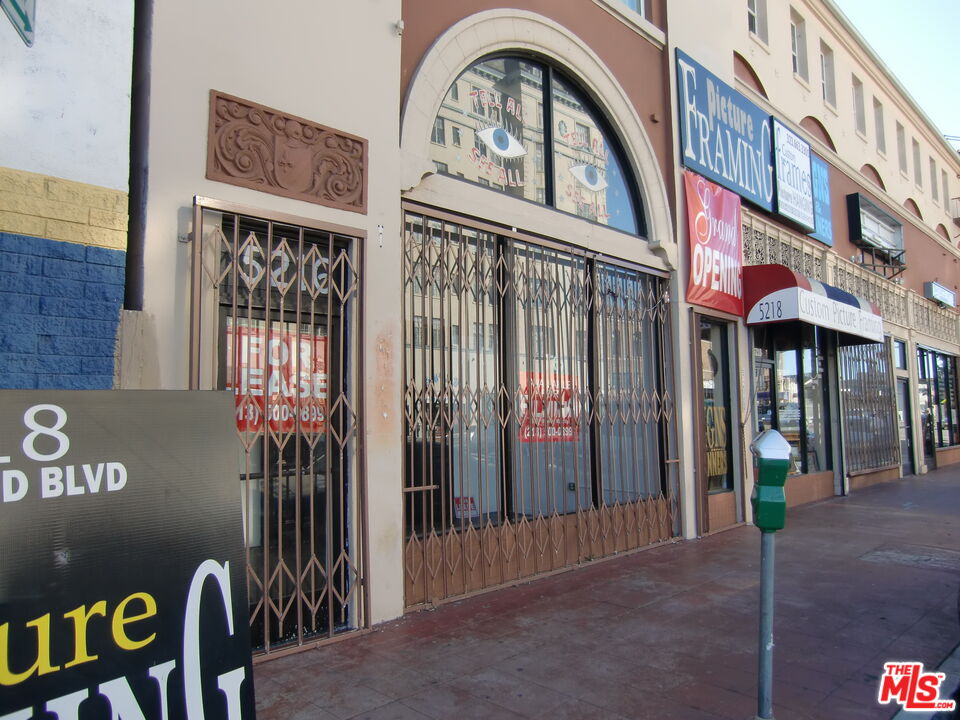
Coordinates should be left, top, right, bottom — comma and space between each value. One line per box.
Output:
225, 319, 327, 434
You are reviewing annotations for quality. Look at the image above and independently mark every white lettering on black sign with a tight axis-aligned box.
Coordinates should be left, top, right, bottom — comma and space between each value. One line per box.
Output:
0, 405, 128, 503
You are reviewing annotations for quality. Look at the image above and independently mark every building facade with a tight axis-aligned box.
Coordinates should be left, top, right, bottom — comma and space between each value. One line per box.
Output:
669, 0, 960, 537
1, 0, 958, 662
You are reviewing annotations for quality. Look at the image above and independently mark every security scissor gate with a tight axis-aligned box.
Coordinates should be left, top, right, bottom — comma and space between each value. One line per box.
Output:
191, 197, 366, 656
403, 205, 679, 607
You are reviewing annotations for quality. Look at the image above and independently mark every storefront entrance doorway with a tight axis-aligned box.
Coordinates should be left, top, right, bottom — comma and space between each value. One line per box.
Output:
695, 315, 741, 533
191, 199, 367, 656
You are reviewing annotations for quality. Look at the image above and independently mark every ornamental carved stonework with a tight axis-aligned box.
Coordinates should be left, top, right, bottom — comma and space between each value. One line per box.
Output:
207, 90, 367, 213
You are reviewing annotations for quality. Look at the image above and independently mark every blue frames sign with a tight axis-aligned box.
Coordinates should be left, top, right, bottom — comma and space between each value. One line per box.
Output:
676, 49, 774, 211
809, 153, 833, 246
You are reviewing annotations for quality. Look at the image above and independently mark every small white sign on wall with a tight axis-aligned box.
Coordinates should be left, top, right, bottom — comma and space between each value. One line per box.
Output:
773, 118, 815, 232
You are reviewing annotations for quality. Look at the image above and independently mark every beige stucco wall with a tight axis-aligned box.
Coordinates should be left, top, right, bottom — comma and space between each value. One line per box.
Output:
138, 0, 405, 624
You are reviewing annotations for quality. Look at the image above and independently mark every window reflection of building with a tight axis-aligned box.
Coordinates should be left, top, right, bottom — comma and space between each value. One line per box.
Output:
917, 347, 960, 449
429, 56, 640, 234
701, 319, 733, 492
754, 326, 831, 475
403, 212, 671, 535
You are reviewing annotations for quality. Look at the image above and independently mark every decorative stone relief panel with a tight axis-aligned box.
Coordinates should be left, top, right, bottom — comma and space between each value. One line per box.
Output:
207, 90, 367, 214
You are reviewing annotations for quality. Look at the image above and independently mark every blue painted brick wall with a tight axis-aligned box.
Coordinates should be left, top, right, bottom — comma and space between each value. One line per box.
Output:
0, 232, 125, 390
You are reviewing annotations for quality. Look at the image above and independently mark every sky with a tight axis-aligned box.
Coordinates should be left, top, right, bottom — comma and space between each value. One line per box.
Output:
832, 0, 960, 150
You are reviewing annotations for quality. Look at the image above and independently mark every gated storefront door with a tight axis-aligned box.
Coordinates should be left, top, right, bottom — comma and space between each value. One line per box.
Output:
694, 315, 740, 533
401, 206, 680, 607
191, 198, 366, 656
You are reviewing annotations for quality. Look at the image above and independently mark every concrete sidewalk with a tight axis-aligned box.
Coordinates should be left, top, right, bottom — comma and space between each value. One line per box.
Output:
254, 469, 960, 719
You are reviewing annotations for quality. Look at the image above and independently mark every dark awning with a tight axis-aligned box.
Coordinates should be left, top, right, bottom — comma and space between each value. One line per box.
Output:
743, 264, 883, 343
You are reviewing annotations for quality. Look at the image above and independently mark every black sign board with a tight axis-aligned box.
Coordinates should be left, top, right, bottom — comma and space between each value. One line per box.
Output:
0, 391, 255, 719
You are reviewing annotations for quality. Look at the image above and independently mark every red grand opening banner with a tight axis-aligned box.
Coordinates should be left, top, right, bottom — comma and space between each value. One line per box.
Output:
684, 170, 744, 316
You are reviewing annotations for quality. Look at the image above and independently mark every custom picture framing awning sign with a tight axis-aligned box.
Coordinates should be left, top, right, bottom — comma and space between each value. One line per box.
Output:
684, 170, 744, 316
743, 264, 883, 342
0, 391, 255, 720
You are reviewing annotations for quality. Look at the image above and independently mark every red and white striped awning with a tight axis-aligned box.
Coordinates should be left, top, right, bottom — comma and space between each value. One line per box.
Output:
743, 264, 883, 343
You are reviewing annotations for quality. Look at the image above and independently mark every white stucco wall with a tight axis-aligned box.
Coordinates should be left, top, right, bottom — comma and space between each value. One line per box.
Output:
0, 2, 133, 190
142, 0, 404, 625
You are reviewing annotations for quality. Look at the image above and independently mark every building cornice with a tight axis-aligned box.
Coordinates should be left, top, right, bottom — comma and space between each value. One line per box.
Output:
811, 0, 960, 170
734, 78, 960, 260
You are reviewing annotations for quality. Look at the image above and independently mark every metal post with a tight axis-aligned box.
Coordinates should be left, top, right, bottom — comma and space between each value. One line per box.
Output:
757, 529, 775, 720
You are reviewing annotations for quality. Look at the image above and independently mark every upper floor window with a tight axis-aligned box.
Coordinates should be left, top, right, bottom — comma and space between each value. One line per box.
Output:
748, 0, 768, 43
912, 138, 922, 188
618, 0, 645, 14
431, 117, 445, 145
429, 55, 644, 235
896, 122, 907, 175
852, 75, 866, 135
789, 9, 808, 80
931, 158, 939, 203
873, 98, 885, 154
819, 42, 835, 106
943, 170, 950, 215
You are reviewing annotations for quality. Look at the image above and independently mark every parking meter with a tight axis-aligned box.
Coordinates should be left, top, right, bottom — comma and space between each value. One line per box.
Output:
750, 429, 790, 720
750, 429, 791, 532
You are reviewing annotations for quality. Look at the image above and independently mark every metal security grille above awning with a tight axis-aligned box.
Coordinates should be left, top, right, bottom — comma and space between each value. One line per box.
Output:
743, 264, 883, 343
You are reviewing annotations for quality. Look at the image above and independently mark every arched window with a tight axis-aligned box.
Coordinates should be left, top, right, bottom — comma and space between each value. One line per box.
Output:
429, 55, 644, 235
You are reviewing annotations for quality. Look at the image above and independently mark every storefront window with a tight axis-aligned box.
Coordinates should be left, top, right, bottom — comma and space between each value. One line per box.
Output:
918, 347, 960, 448
701, 319, 734, 492
802, 328, 829, 472
402, 210, 677, 604
551, 75, 638, 233
775, 345, 801, 473
754, 326, 831, 475
429, 56, 643, 235
839, 340, 898, 472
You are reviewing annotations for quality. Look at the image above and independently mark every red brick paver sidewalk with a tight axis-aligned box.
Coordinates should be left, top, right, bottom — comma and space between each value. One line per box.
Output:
255, 470, 960, 719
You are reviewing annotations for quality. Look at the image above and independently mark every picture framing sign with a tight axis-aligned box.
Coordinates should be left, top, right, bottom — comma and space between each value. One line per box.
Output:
684, 170, 744, 316
675, 48, 774, 211
0, 391, 255, 720
772, 118, 815, 231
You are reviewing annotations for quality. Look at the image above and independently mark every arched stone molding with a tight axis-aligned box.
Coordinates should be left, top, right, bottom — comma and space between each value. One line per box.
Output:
904, 197, 923, 221
799, 116, 836, 153
399, 9, 674, 258
859, 163, 886, 191
733, 52, 767, 99
936, 223, 950, 242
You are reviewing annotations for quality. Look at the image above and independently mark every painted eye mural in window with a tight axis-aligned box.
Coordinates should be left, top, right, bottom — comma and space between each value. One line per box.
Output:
568, 164, 608, 192
427, 56, 643, 236
476, 127, 527, 158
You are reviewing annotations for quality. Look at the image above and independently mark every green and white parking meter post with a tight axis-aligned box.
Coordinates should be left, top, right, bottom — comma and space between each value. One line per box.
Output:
750, 429, 791, 720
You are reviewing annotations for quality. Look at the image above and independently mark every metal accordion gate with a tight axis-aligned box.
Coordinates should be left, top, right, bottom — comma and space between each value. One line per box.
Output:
402, 205, 680, 607
190, 197, 367, 656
